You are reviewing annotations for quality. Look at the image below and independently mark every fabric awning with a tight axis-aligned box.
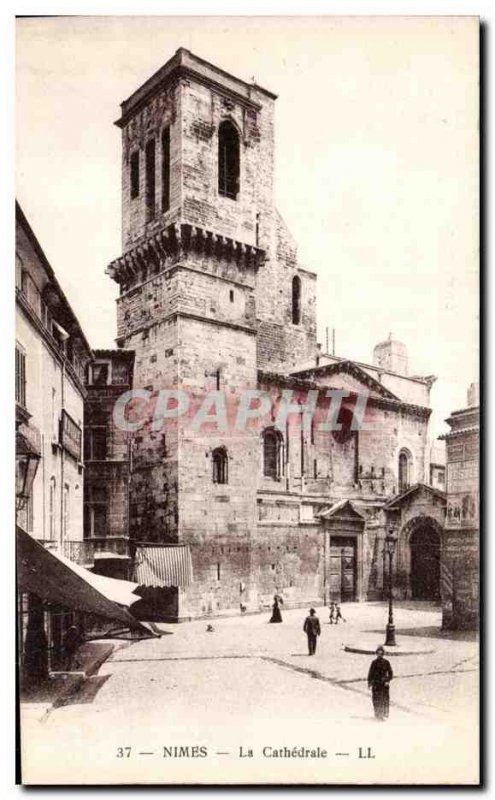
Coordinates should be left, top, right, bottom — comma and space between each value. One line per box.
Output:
133, 545, 193, 588
16, 528, 146, 630
49, 549, 140, 607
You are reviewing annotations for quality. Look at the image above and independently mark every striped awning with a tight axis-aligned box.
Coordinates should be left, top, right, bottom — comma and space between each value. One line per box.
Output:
133, 546, 193, 588
441, 560, 454, 600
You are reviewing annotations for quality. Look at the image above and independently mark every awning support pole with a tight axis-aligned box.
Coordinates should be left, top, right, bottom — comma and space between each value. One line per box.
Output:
23, 593, 49, 683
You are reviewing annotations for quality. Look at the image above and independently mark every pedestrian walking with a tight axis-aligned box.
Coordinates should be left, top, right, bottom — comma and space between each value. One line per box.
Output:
303, 608, 321, 655
329, 602, 336, 623
367, 646, 393, 720
334, 603, 346, 624
269, 594, 283, 623
62, 625, 83, 671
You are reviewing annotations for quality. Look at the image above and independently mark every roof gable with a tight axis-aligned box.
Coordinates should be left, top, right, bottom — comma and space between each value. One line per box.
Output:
319, 499, 366, 520
292, 360, 400, 402
385, 482, 446, 510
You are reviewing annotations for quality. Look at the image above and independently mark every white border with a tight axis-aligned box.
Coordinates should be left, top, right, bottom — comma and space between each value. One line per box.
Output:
2, 4, 491, 798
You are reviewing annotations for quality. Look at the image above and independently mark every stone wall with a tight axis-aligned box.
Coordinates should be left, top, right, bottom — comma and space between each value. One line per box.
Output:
121, 82, 181, 252
256, 213, 317, 372
442, 529, 479, 629
84, 356, 134, 544
124, 321, 180, 543
177, 315, 258, 615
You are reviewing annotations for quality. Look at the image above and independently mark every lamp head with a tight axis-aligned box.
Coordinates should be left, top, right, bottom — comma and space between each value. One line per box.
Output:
16, 431, 41, 512
384, 527, 398, 556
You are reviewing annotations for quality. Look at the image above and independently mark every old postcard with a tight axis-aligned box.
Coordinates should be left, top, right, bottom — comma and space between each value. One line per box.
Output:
15, 15, 480, 786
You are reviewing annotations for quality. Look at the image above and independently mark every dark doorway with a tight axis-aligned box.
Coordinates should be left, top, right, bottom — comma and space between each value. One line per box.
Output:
328, 536, 357, 602
410, 526, 441, 600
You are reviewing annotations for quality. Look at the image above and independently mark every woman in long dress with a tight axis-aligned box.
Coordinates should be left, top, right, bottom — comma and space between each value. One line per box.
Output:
269, 595, 283, 623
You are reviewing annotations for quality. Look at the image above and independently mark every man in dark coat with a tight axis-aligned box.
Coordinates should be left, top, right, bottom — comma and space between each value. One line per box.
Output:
367, 646, 393, 720
63, 625, 83, 671
303, 608, 321, 655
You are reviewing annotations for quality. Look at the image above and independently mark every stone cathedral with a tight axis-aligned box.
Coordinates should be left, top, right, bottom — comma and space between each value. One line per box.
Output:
98, 48, 445, 621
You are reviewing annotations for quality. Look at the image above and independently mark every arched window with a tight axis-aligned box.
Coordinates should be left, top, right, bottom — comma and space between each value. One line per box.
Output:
212, 447, 228, 484
161, 126, 170, 212
263, 427, 284, 481
145, 138, 156, 221
292, 275, 301, 325
218, 120, 240, 200
398, 449, 411, 493
332, 405, 355, 445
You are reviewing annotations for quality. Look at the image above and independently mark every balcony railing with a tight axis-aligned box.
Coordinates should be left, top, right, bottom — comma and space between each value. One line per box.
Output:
61, 540, 95, 566
90, 537, 131, 558
40, 539, 95, 567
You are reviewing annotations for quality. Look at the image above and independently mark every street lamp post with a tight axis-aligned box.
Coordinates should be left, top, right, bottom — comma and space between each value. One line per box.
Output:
384, 527, 398, 647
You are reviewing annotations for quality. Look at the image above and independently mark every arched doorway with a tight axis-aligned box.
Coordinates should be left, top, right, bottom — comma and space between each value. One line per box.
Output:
409, 525, 441, 600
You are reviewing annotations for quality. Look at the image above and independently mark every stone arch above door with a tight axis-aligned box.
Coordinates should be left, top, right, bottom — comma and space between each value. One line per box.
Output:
401, 515, 443, 601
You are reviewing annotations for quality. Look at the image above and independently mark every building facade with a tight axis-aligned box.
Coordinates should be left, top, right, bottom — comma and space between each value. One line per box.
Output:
16, 203, 94, 674
101, 48, 445, 620
83, 349, 135, 579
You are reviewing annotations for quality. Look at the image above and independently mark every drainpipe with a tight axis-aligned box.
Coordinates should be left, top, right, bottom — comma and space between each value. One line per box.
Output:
323, 527, 327, 606
41, 433, 46, 538
60, 356, 65, 548
53, 323, 70, 549
285, 418, 290, 492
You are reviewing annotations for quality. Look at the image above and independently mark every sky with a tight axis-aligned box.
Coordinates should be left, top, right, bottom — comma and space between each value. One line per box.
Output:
15, 15, 479, 438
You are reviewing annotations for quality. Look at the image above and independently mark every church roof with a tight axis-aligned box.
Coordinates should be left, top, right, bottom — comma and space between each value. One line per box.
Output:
116, 47, 277, 128
384, 482, 446, 510
292, 359, 401, 402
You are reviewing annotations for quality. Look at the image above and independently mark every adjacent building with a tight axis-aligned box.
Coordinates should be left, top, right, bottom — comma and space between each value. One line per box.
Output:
440, 384, 480, 629
16, 204, 152, 682
16, 202, 93, 673
83, 349, 135, 579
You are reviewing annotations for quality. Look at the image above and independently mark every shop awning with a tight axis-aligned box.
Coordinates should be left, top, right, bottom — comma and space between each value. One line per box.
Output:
133, 545, 193, 588
16, 528, 146, 630
49, 549, 140, 607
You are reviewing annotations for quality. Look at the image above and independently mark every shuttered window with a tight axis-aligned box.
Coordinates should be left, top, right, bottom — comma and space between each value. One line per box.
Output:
15, 345, 26, 407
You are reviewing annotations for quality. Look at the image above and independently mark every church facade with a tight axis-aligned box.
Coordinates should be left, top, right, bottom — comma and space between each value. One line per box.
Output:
101, 48, 443, 620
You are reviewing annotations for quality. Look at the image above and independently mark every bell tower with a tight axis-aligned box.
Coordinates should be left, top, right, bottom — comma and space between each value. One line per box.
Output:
106, 48, 317, 618
107, 48, 279, 618
115, 47, 276, 255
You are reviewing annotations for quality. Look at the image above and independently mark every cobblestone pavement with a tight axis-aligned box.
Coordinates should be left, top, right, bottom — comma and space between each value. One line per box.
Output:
20, 602, 479, 785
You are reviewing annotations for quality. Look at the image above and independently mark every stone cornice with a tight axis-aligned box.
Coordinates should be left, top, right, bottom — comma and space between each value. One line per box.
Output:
16, 202, 93, 360
16, 289, 87, 399
257, 369, 321, 391
439, 426, 480, 440
107, 223, 265, 287
115, 49, 273, 129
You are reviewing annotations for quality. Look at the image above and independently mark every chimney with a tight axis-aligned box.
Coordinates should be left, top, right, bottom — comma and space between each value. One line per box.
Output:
373, 333, 408, 376
467, 382, 479, 407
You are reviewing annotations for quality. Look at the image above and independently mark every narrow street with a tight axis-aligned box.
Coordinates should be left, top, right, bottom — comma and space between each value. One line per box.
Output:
21, 602, 479, 785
